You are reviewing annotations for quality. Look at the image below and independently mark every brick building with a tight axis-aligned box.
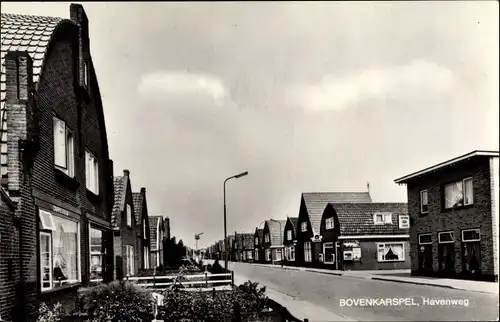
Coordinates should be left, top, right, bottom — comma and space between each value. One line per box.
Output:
319, 203, 410, 270
295, 192, 372, 267
148, 215, 165, 268
0, 4, 115, 320
262, 219, 286, 265
395, 150, 499, 282
283, 217, 298, 265
132, 188, 151, 270
253, 228, 264, 263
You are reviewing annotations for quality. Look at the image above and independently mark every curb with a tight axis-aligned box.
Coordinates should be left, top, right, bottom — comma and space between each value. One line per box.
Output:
304, 269, 343, 276
370, 277, 456, 290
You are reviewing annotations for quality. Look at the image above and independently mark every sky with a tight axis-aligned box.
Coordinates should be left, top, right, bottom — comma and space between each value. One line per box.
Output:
2, 1, 498, 249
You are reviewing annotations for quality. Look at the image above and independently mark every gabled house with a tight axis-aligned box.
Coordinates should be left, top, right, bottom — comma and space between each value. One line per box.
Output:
296, 192, 372, 267
320, 202, 410, 270
113, 170, 142, 278
253, 228, 264, 263
395, 150, 499, 282
241, 233, 255, 262
132, 188, 151, 270
262, 220, 287, 264
227, 234, 235, 261
148, 215, 165, 268
0, 4, 115, 320
283, 217, 298, 265
234, 232, 243, 261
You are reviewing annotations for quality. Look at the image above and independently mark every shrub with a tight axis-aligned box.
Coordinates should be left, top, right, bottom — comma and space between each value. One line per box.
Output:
36, 302, 64, 322
78, 280, 155, 322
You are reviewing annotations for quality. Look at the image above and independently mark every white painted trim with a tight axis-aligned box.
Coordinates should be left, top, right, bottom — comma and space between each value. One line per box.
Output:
438, 231, 455, 244
418, 233, 433, 245
462, 228, 481, 242
420, 189, 428, 214
323, 242, 334, 264
376, 242, 405, 262
394, 150, 499, 183
338, 235, 409, 239
40, 232, 53, 291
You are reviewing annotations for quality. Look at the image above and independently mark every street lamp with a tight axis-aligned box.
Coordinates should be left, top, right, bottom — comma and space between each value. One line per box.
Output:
223, 171, 249, 270
269, 219, 284, 268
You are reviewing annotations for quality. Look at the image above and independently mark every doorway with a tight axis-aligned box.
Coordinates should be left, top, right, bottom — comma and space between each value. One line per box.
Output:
438, 231, 455, 277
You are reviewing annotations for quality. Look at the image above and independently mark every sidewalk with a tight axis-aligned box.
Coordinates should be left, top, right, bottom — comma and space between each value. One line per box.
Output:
247, 262, 499, 295
233, 273, 355, 322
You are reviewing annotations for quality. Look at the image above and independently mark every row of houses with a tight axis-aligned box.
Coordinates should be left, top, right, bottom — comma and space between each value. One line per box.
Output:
0, 5, 172, 321
207, 150, 499, 283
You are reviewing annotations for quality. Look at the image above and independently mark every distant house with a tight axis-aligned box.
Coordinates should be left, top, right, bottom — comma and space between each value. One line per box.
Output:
234, 232, 243, 261
320, 203, 410, 270
395, 150, 499, 282
296, 192, 372, 267
283, 217, 298, 265
0, 4, 115, 319
241, 233, 255, 262
253, 228, 264, 263
149, 215, 165, 268
132, 188, 151, 270
227, 235, 235, 261
262, 220, 287, 264
113, 170, 142, 278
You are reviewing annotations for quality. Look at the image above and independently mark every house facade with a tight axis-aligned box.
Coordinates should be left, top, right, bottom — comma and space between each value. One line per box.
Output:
262, 220, 286, 264
395, 150, 499, 282
241, 233, 255, 262
283, 217, 298, 265
296, 192, 372, 267
253, 228, 264, 263
132, 188, 151, 270
227, 235, 235, 261
0, 4, 115, 320
234, 232, 243, 261
112, 170, 142, 278
319, 202, 410, 270
149, 215, 165, 268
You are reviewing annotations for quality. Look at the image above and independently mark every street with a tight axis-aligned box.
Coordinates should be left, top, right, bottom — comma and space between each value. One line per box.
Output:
226, 262, 499, 322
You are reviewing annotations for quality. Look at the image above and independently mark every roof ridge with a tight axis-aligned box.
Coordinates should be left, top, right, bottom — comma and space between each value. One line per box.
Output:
1, 12, 64, 20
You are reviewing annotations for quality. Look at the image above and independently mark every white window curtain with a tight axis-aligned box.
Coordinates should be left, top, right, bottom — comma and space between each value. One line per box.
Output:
445, 181, 464, 208
89, 227, 104, 282
52, 216, 79, 286
378, 243, 404, 262
287, 230, 292, 240
255, 249, 259, 260
304, 242, 312, 262
301, 222, 307, 232
53, 117, 67, 168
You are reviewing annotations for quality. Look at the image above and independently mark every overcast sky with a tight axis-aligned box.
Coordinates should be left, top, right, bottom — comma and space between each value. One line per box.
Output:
3, 1, 498, 249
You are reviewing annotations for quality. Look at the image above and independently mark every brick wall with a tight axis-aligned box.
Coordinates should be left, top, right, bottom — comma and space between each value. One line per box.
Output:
406, 157, 497, 281
489, 158, 499, 278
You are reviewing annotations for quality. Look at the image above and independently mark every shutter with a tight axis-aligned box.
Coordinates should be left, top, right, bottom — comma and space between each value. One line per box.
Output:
53, 117, 67, 168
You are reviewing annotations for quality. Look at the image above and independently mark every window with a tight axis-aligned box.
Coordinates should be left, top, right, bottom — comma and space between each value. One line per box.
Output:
289, 246, 295, 261
323, 242, 334, 264
39, 210, 80, 291
304, 241, 312, 262
89, 226, 106, 282
420, 190, 428, 213
374, 213, 392, 224
254, 237, 258, 245
247, 250, 253, 260
287, 230, 292, 241
275, 249, 282, 261
301, 221, 307, 232
398, 215, 410, 229
265, 233, 270, 243
444, 177, 473, 209
254, 248, 259, 260
383, 213, 392, 224
143, 220, 147, 238
374, 214, 383, 224
462, 229, 480, 242
265, 249, 271, 261
438, 231, 455, 244
53, 117, 74, 177
125, 245, 135, 276
144, 247, 149, 269
83, 61, 89, 87
85, 150, 99, 194
377, 242, 405, 262
126, 204, 132, 227
325, 217, 334, 230
418, 233, 432, 245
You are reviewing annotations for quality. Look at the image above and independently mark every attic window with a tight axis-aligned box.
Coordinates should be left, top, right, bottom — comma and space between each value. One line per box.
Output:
301, 222, 307, 232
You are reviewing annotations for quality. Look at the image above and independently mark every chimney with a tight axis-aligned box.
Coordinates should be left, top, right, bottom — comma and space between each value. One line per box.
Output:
367, 181, 370, 193
140, 187, 146, 193
123, 169, 130, 177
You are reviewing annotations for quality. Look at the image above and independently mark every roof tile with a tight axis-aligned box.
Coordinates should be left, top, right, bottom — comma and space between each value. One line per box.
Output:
266, 220, 286, 247
303, 192, 372, 234
132, 192, 143, 224
111, 176, 125, 228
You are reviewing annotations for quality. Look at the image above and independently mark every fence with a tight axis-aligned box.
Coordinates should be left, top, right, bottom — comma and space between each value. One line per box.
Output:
124, 271, 234, 290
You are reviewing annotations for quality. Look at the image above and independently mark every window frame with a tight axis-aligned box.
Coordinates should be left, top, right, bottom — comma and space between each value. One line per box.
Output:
325, 217, 334, 230
265, 233, 270, 243
374, 214, 384, 225
254, 236, 258, 245
418, 233, 433, 245
420, 189, 428, 214
462, 228, 480, 242
304, 241, 312, 262
443, 177, 474, 209
85, 149, 99, 195
287, 229, 292, 241
398, 215, 410, 229
265, 249, 271, 261
126, 245, 135, 276
53, 116, 75, 177
39, 210, 81, 292
377, 242, 405, 263
438, 231, 455, 244
126, 204, 132, 227
89, 224, 106, 283
83, 60, 89, 88
289, 245, 295, 261
323, 242, 334, 264
301, 221, 307, 232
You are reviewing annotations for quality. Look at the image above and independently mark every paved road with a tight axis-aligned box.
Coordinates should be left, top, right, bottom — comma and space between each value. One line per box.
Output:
226, 262, 499, 322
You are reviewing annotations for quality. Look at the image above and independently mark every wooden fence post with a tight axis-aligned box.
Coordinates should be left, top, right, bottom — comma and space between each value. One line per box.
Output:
205, 271, 208, 288
231, 271, 234, 286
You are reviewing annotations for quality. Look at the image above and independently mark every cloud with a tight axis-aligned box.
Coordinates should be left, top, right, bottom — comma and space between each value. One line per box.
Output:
288, 59, 456, 111
137, 71, 228, 104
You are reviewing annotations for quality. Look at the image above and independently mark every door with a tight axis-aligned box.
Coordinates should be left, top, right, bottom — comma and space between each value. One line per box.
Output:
418, 245, 433, 272
438, 244, 455, 275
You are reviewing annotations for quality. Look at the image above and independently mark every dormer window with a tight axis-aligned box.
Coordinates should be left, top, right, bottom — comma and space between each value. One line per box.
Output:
325, 217, 334, 230
287, 230, 292, 240
301, 222, 307, 232
374, 212, 392, 225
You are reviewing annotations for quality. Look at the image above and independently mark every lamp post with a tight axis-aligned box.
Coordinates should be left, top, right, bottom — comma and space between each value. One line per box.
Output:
269, 219, 284, 268
224, 171, 249, 270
